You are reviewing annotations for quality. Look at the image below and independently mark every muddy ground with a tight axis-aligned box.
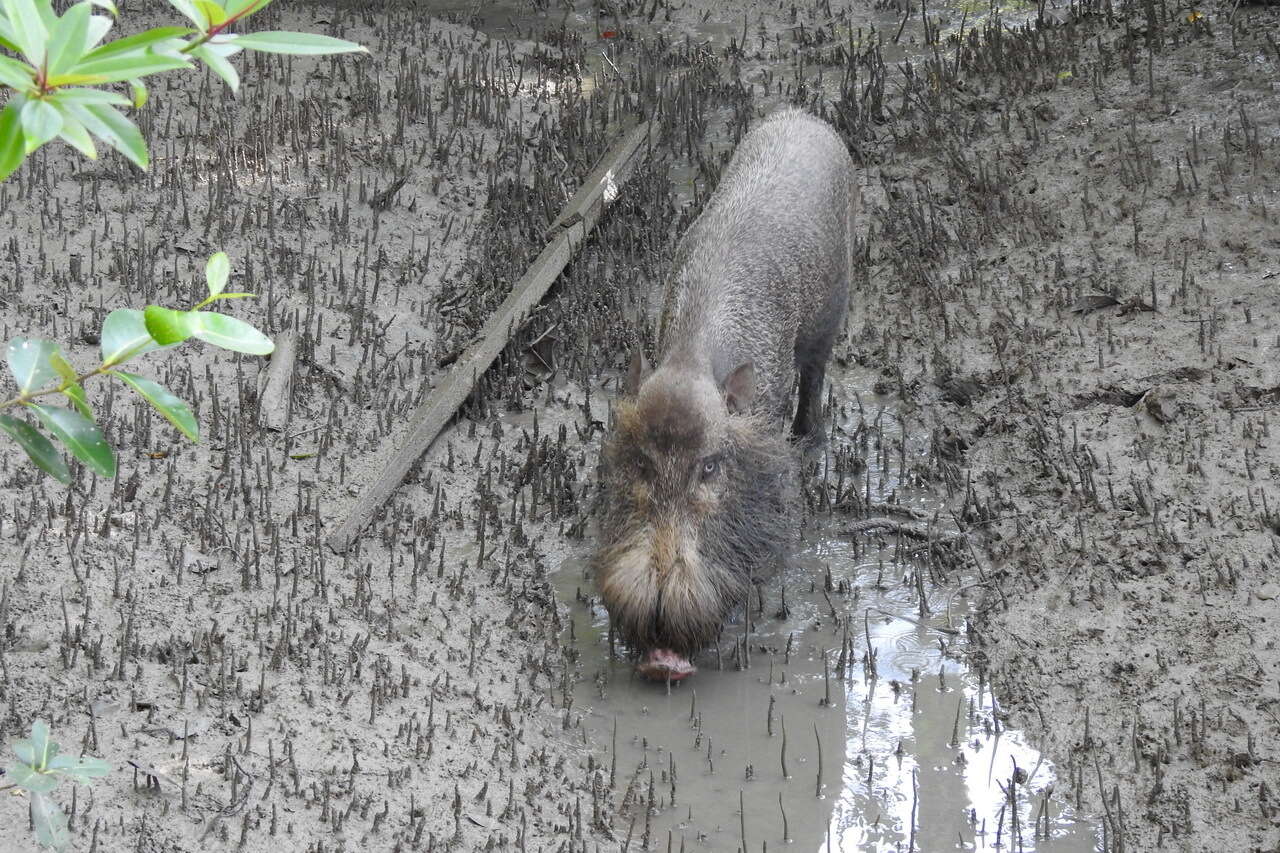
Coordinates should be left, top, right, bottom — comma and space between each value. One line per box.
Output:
0, 0, 1277, 850
826, 6, 1280, 852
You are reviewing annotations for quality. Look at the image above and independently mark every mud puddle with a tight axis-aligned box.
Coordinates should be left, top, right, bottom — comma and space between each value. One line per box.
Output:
542, 368, 1100, 851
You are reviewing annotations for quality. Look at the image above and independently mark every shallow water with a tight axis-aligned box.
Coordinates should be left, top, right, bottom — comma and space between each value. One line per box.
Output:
550, 369, 1100, 851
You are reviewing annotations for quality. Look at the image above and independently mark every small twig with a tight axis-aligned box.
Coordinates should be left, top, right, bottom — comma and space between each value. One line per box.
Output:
840, 518, 965, 542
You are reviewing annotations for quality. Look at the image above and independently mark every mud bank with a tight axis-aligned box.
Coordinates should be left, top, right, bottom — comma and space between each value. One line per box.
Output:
0, 2, 622, 848
0, 0, 1277, 851
813, 3, 1280, 851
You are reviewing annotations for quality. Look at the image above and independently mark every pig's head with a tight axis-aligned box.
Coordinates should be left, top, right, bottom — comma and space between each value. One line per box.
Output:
592, 352, 795, 679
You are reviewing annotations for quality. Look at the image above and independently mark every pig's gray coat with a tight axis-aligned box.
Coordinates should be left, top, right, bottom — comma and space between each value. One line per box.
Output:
657, 108, 857, 434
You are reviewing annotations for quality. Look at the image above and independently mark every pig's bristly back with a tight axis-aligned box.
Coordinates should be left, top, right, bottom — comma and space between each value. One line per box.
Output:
658, 108, 855, 422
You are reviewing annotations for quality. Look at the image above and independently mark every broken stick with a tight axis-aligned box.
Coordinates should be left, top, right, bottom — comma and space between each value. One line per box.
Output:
325, 120, 654, 553
258, 329, 297, 432
840, 519, 961, 541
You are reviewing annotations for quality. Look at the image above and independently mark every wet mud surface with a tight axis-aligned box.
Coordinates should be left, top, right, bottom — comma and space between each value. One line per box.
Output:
0, 0, 1278, 849
552, 368, 1100, 851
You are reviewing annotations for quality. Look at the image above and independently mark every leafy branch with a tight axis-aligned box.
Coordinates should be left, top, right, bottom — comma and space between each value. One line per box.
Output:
2, 720, 110, 850
0, 252, 274, 483
0, 0, 366, 179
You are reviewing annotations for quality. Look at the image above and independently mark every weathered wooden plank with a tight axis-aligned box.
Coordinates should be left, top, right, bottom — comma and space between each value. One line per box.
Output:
325, 120, 653, 553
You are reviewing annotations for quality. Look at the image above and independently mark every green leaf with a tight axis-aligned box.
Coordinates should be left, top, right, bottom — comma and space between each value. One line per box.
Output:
0, 54, 35, 90
44, 71, 113, 86
30, 791, 70, 850
19, 98, 62, 154
58, 382, 92, 418
205, 251, 229, 298
53, 107, 96, 159
83, 13, 112, 52
60, 102, 111, 156
28, 404, 115, 478
189, 42, 239, 92
193, 0, 228, 26
0, 414, 69, 482
7, 337, 60, 393
6, 0, 50, 65
225, 0, 271, 20
69, 51, 190, 84
79, 26, 190, 62
100, 308, 162, 364
113, 371, 197, 441
33, 0, 58, 30
49, 351, 78, 384
7, 763, 59, 793
142, 305, 195, 346
45, 1, 91, 75
88, 0, 117, 16
0, 17, 22, 55
52, 87, 130, 106
0, 100, 26, 181
30, 720, 57, 768
189, 311, 273, 355
50, 351, 92, 417
78, 102, 146, 169
165, 0, 208, 29
232, 30, 367, 55
12, 735, 37, 765
127, 76, 147, 108
47, 753, 111, 783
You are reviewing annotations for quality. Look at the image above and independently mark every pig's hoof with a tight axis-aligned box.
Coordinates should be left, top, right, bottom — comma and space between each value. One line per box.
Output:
637, 649, 697, 682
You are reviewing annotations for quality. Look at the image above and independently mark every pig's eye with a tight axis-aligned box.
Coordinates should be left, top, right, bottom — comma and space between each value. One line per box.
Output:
698, 455, 721, 481
635, 456, 656, 478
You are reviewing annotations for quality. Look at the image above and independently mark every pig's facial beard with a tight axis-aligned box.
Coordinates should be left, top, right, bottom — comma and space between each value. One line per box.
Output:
596, 522, 731, 664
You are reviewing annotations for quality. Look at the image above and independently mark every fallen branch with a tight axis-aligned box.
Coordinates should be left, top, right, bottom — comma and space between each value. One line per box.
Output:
836, 499, 934, 521
840, 519, 960, 541
257, 329, 297, 432
325, 121, 654, 553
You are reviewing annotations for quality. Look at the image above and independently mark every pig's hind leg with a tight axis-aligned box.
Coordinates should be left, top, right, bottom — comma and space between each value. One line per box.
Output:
791, 282, 844, 446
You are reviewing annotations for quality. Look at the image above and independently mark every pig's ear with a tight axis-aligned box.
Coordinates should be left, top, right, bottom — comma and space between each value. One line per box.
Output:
624, 349, 650, 396
722, 362, 755, 414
